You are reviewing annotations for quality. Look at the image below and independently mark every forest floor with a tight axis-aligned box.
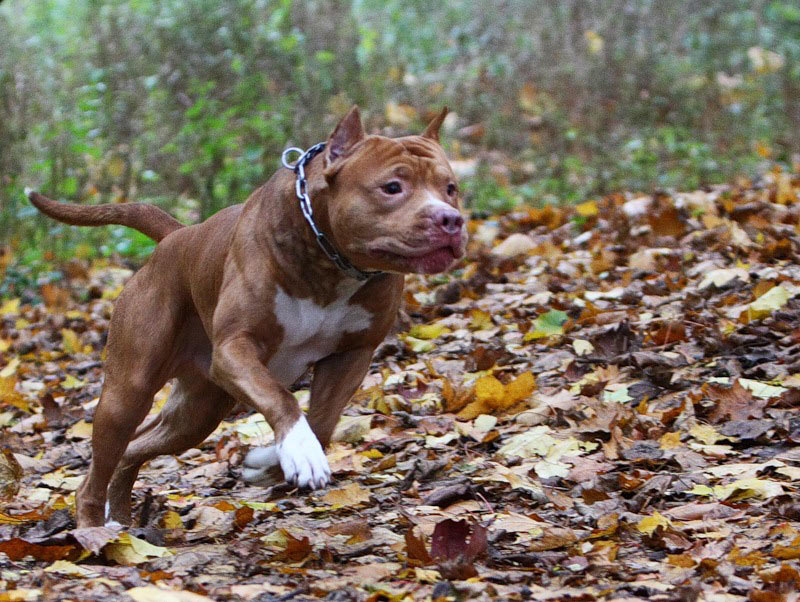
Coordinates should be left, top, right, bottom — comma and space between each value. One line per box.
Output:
2, 170, 800, 601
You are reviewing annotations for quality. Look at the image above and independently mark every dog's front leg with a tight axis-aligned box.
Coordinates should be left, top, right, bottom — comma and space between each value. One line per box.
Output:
242, 347, 374, 484
210, 335, 331, 489
307, 347, 375, 448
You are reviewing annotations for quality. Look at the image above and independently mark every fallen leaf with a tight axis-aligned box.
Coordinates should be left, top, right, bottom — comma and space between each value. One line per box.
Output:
637, 511, 671, 535
125, 587, 213, 602
322, 482, 371, 506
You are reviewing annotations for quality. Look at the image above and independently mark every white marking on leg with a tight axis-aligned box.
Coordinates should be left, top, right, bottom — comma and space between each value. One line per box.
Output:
104, 500, 122, 528
241, 445, 280, 484
277, 415, 331, 489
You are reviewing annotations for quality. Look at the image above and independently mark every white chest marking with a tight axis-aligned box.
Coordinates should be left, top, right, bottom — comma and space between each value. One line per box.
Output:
267, 282, 373, 386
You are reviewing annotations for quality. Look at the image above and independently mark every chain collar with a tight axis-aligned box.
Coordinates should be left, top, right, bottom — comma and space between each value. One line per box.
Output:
281, 143, 382, 282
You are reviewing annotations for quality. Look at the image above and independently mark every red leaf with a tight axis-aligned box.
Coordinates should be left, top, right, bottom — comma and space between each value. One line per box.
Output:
431, 519, 487, 562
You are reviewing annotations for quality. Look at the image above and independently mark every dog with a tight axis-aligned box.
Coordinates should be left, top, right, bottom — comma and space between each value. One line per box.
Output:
27, 107, 467, 527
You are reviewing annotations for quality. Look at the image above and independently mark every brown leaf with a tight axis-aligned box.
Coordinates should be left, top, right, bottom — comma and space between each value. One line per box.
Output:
422, 483, 474, 508
648, 201, 687, 238
233, 506, 254, 530
589, 320, 638, 359
72, 526, 120, 555
707, 380, 766, 423
0, 538, 76, 561
649, 321, 687, 345
430, 519, 487, 563
430, 519, 487, 580
324, 520, 372, 544
0, 449, 23, 500
276, 530, 312, 562
40, 283, 71, 310
405, 528, 432, 565
529, 527, 578, 552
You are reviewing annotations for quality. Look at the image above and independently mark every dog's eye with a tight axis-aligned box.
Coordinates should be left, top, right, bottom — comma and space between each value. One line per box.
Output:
381, 181, 403, 195
447, 183, 458, 196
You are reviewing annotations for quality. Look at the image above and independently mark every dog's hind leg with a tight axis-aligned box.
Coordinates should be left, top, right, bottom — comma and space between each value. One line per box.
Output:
75, 263, 185, 527
76, 375, 162, 527
105, 376, 234, 525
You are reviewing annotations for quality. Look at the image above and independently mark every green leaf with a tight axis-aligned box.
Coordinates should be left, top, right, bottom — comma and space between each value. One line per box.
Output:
524, 310, 568, 341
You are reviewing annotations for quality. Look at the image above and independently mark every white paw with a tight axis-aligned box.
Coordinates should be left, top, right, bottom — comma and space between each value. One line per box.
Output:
276, 416, 331, 489
241, 445, 280, 484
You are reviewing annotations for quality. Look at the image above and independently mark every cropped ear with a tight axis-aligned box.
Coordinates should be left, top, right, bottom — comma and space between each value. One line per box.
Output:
324, 106, 365, 169
421, 107, 448, 142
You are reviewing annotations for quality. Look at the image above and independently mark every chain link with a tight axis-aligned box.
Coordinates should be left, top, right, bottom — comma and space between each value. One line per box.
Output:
281, 143, 382, 281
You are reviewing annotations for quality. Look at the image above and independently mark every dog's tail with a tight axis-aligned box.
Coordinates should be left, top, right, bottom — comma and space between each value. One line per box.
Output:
25, 188, 184, 242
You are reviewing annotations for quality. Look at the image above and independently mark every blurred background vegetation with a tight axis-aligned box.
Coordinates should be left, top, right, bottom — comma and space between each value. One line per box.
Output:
1, 0, 799, 292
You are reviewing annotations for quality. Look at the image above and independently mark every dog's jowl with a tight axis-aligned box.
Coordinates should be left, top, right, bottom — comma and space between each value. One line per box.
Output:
28, 107, 466, 527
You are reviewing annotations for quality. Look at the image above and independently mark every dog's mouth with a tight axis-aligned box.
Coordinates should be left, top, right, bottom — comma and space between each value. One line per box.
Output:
369, 242, 463, 274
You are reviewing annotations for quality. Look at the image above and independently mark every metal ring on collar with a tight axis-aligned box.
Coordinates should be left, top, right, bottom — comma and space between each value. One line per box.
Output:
281, 147, 304, 170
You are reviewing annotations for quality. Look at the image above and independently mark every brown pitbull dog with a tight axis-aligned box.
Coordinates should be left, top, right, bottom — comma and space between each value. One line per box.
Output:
27, 107, 466, 527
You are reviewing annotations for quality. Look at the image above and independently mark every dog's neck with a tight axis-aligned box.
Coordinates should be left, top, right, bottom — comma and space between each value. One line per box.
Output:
243, 157, 375, 303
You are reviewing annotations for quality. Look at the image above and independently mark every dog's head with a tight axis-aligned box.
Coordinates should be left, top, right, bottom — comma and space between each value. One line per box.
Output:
316, 106, 467, 275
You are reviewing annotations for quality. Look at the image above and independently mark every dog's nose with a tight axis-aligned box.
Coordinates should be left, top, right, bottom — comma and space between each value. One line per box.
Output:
434, 207, 464, 235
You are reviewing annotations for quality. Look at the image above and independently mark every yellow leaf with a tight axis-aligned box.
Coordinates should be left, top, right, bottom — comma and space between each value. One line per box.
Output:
0, 339, 11, 352
0, 376, 31, 412
408, 323, 451, 340
44, 560, 95, 577
776, 172, 797, 205
385, 102, 417, 126
468, 309, 494, 330
748, 285, 789, 320
321, 482, 371, 506
403, 335, 434, 353
40, 468, 82, 491
773, 536, 800, 560
456, 399, 492, 420
755, 141, 772, 158
102, 285, 123, 300
0, 588, 43, 601
0, 298, 20, 316
668, 554, 696, 568
66, 419, 93, 440
504, 372, 536, 406
161, 510, 183, 529
659, 431, 682, 450
637, 511, 670, 535
128, 533, 172, 558
61, 329, 81, 355
689, 423, 725, 445
584, 30, 604, 55
106, 156, 126, 179
61, 374, 86, 390
575, 200, 599, 217
475, 375, 505, 406
715, 478, 784, 501
0, 357, 19, 378
414, 568, 441, 583
688, 484, 715, 497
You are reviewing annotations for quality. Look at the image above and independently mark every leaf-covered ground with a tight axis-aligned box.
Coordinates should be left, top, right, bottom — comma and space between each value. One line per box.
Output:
2, 170, 800, 601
